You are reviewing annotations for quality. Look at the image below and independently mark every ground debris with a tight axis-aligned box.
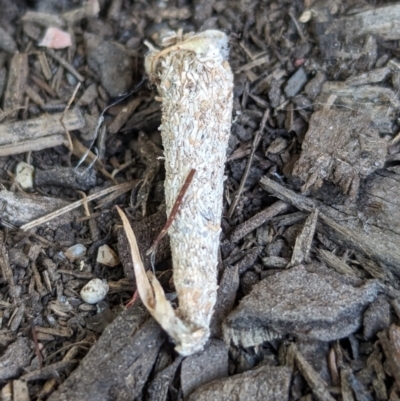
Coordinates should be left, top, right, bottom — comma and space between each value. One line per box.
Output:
181, 339, 228, 398
316, 82, 398, 134
0, 337, 31, 381
363, 296, 391, 340
289, 343, 336, 401
48, 304, 164, 401
84, 33, 133, 97
0, 189, 82, 229
147, 355, 183, 401
0, 0, 399, 399
292, 108, 387, 198
223, 265, 378, 347
3, 53, 28, 120
34, 166, 96, 191
0, 109, 85, 156
260, 175, 400, 273
188, 365, 291, 401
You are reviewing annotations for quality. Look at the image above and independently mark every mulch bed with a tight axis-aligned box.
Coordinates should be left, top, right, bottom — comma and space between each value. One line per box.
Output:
1, 0, 400, 400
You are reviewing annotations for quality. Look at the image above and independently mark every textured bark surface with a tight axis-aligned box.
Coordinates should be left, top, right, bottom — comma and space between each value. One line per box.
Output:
188, 365, 292, 401
48, 304, 165, 401
292, 108, 387, 198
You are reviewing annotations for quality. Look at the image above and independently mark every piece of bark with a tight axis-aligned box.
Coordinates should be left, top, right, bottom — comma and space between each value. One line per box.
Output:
0, 235, 18, 301
377, 325, 400, 389
0, 190, 82, 230
0, 337, 32, 380
76, 83, 98, 107
317, 249, 362, 279
260, 175, 400, 274
341, 4, 400, 41
21, 11, 65, 28
0, 109, 85, 156
48, 305, 165, 401
188, 365, 291, 401
117, 210, 170, 280
297, 340, 331, 385
288, 209, 318, 267
223, 265, 378, 347
345, 67, 391, 86
0, 26, 17, 53
316, 82, 399, 134
34, 167, 97, 191
210, 265, 239, 337
292, 108, 387, 198
340, 367, 356, 401
363, 296, 391, 340
289, 343, 336, 401
3, 53, 28, 119
21, 360, 78, 382
235, 246, 263, 275
37, 346, 79, 399
230, 201, 290, 243
12, 380, 29, 401
147, 356, 183, 401
46, 49, 84, 82
84, 33, 133, 97
108, 97, 142, 134
181, 339, 228, 398
262, 256, 289, 268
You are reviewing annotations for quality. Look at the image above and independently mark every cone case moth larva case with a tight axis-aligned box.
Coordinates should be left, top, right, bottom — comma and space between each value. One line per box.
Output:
119, 30, 233, 356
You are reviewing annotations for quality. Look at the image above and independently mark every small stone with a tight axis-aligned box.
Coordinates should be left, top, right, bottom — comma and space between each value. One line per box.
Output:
80, 279, 109, 304
97, 245, 120, 267
15, 162, 34, 189
64, 244, 87, 261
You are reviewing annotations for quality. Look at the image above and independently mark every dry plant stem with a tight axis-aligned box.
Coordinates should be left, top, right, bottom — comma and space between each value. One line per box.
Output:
20, 181, 136, 231
46, 49, 84, 82
289, 343, 336, 401
128, 30, 233, 355
147, 168, 196, 256
228, 108, 269, 217
60, 82, 81, 157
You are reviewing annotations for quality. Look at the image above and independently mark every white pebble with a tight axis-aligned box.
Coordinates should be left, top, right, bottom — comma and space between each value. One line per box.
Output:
96, 245, 120, 267
15, 162, 34, 189
80, 279, 109, 304
64, 244, 87, 261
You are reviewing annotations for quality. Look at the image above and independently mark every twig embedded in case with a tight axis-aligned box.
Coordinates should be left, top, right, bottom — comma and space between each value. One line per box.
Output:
119, 29, 233, 356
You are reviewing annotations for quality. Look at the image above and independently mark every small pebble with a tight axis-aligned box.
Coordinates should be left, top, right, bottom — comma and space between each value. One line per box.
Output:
97, 245, 120, 267
15, 162, 34, 189
80, 279, 109, 304
64, 244, 87, 261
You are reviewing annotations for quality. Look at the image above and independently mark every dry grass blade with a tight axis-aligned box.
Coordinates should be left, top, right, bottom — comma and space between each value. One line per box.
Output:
21, 182, 135, 231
